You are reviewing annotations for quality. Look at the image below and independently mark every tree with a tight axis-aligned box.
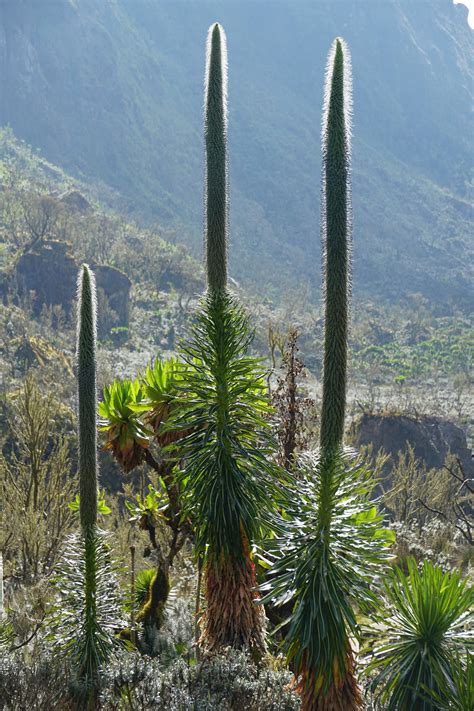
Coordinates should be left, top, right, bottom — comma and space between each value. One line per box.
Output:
99, 358, 192, 644
0, 375, 76, 582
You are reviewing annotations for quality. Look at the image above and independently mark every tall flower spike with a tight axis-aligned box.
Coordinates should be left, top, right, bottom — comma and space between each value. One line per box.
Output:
262, 38, 393, 711
204, 22, 228, 292
167, 23, 272, 659
319, 37, 352, 455
77, 264, 98, 531
48, 264, 119, 702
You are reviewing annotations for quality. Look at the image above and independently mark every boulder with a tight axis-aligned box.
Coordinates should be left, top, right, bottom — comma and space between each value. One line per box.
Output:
349, 413, 473, 476
14, 239, 77, 314
93, 264, 131, 334
12, 241, 131, 338
59, 190, 92, 213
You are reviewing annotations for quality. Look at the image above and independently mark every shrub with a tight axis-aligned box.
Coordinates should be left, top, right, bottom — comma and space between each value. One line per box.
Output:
367, 559, 473, 710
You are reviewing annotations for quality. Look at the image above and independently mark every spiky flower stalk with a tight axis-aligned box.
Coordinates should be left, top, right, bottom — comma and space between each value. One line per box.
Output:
262, 38, 373, 711
177, 23, 270, 657
205, 22, 228, 293
77, 264, 98, 531
319, 37, 352, 455
298, 36, 358, 711
76, 264, 100, 695
49, 266, 119, 703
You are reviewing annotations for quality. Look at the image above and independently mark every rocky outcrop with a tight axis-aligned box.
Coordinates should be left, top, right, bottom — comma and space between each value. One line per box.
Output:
11, 240, 131, 337
349, 413, 473, 476
59, 190, 92, 213
93, 264, 131, 334
15, 240, 77, 315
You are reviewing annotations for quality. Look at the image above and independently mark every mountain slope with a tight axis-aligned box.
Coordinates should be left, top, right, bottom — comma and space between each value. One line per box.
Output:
0, 0, 472, 306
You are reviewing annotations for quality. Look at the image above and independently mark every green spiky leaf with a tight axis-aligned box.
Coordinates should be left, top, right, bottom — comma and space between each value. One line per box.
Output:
99, 378, 153, 472
367, 559, 473, 711
261, 449, 393, 691
169, 291, 287, 561
69, 489, 111, 516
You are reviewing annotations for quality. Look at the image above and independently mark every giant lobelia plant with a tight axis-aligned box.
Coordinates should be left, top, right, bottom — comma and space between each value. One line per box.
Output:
261, 39, 394, 710
51, 266, 121, 705
169, 23, 284, 659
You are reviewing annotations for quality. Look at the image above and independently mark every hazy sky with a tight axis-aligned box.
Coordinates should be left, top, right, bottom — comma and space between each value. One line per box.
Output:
453, 0, 474, 27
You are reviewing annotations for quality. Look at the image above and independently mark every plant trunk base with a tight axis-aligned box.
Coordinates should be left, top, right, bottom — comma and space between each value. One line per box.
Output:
299, 648, 362, 711
201, 551, 266, 661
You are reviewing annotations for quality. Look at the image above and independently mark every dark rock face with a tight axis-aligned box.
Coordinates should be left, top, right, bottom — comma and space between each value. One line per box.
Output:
350, 413, 473, 476
93, 264, 131, 331
12, 241, 131, 337
15, 240, 77, 315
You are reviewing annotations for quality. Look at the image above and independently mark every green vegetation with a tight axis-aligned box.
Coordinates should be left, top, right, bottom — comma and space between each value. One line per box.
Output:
263, 452, 394, 710
423, 653, 474, 711
368, 559, 473, 710
99, 379, 151, 472
263, 39, 394, 711
174, 291, 281, 656
66, 266, 118, 700
0, 376, 76, 582
353, 317, 473, 381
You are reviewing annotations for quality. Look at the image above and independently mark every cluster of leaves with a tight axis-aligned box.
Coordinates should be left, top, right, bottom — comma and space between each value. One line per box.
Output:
124, 483, 174, 556
424, 654, 474, 711
261, 449, 394, 690
99, 648, 300, 710
168, 292, 287, 560
0, 647, 299, 711
126, 485, 167, 528
99, 378, 152, 472
47, 529, 125, 696
0, 651, 69, 710
367, 559, 473, 710
68, 489, 112, 516
98, 358, 189, 473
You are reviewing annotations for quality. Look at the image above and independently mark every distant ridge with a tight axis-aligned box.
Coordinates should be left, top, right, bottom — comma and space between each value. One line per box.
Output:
0, 0, 472, 308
